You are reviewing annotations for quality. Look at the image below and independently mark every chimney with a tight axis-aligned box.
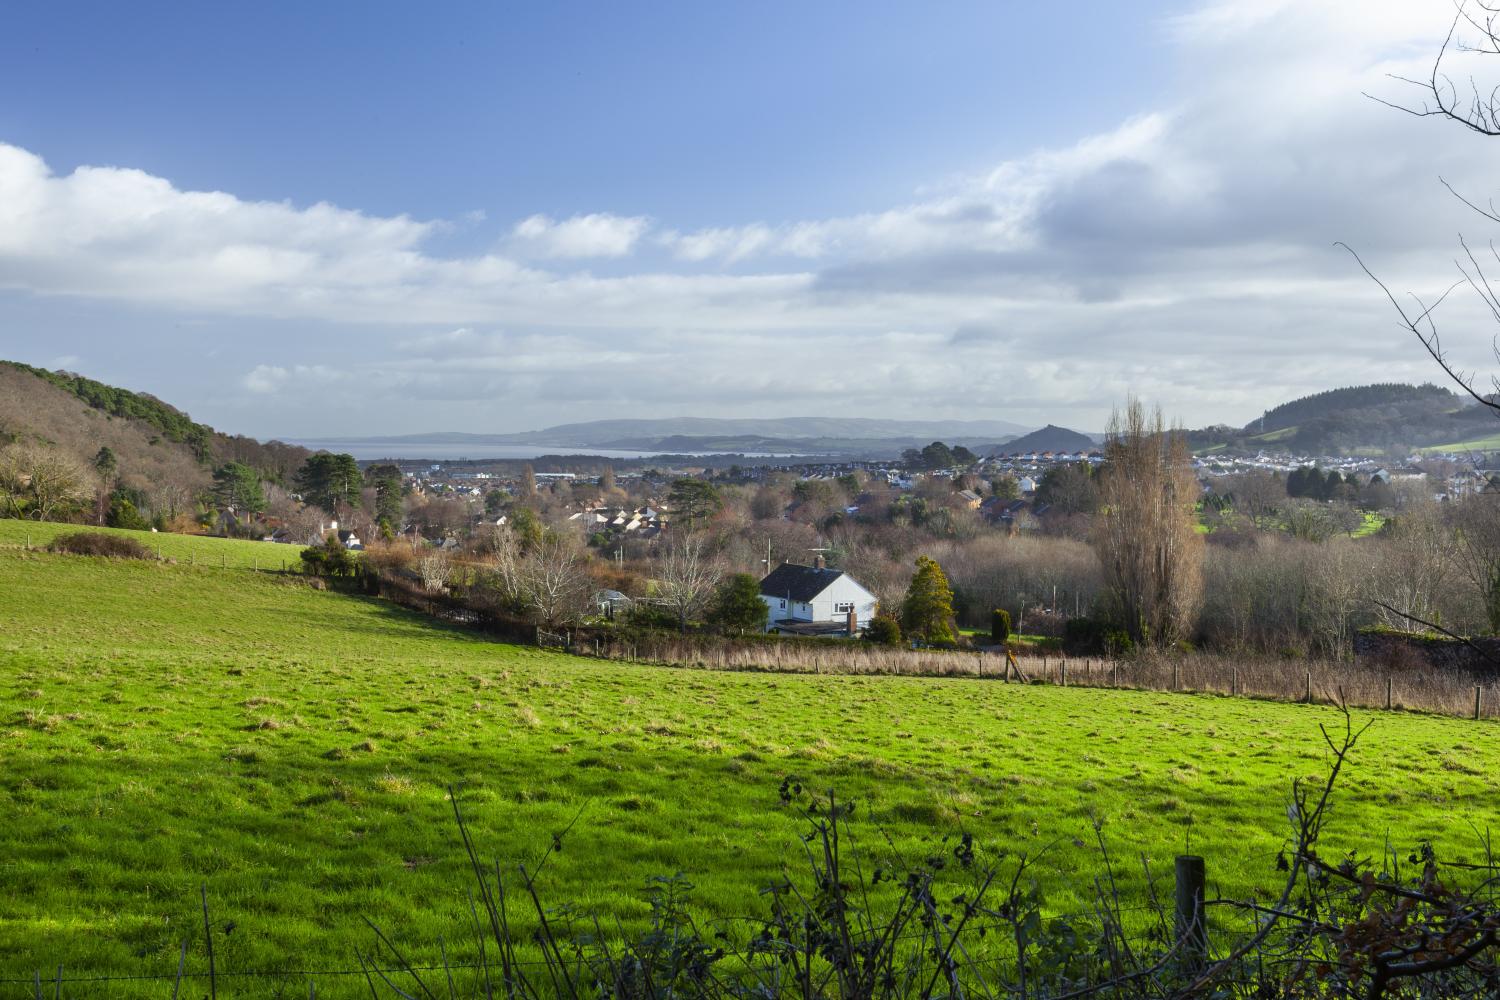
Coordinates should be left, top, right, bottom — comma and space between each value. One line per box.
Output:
846, 608, 858, 636
814, 553, 826, 570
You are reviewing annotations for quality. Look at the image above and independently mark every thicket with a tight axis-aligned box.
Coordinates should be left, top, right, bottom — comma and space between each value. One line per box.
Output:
46, 531, 153, 560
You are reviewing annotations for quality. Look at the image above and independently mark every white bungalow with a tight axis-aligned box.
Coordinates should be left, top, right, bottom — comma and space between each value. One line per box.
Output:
758, 557, 878, 638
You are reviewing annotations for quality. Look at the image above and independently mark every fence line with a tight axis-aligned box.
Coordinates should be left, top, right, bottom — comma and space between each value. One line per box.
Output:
569, 634, 1500, 723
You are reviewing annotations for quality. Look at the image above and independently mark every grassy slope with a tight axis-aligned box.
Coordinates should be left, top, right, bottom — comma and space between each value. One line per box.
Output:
1421, 432, 1500, 453
0, 517, 303, 569
3, 547, 1500, 994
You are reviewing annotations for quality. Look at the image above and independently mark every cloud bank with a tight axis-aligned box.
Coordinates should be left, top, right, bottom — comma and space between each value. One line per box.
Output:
1, 0, 1494, 435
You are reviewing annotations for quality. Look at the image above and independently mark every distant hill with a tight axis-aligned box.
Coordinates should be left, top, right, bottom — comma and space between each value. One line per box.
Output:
336, 417, 1032, 459
1252, 383, 1455, 434
1191, 381, 1498, 455
989, 424, 1097, 455
364, 416, 1028, 449
0, 360, 310, 490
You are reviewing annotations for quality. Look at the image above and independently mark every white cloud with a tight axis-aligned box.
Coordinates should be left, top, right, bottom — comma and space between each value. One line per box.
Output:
242, 364, 345, 394
509, 212, 649, 258
242, 364, 288, 393
1, 0, 1493, 433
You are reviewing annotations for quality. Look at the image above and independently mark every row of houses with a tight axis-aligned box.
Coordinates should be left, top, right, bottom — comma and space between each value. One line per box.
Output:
567, 504, 666, 540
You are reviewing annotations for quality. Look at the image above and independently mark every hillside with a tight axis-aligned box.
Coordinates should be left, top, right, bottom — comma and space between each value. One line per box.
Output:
0, 359, 310, 492
0, 362, 213, 507
1191, 381, 1499, 454
990, 423, 1097, 454
336, 416, 1033, 452
4, 527, 1500, 991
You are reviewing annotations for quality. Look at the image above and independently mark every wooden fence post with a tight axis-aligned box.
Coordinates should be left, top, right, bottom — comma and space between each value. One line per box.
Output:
1476, 686, 1483, 721
1304, 670, 1312, 704
1231, 666, 1238, 697
1061, 661, 1067, 687
1175, 855, 1207, 974
1172, 662, 1179, 691
1386, 676, 1393, 711
1112, 661, 1119, 688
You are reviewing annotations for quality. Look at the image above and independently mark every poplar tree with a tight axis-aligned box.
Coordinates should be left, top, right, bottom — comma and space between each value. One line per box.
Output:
1092, 399, 1203, 646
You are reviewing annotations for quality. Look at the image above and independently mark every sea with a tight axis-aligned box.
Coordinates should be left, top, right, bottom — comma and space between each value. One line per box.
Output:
290, 439, 797, 461
290, 440, 666, 461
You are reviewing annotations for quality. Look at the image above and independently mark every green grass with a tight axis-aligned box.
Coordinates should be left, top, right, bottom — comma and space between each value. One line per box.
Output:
0, 517, 303, 570
1421, 432, 1500, 453
5, 544, 1500, 994
1352, 511, 1386, 537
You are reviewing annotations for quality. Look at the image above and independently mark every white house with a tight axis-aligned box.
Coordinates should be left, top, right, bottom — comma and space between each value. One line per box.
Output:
758, 558, 878, 637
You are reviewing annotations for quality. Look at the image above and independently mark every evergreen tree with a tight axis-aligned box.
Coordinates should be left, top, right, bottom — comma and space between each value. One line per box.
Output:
93, 446, 118, 486
864, 612, 904, 646
519, 464, 538, 500
991, 475, 1020, 500
295, 453, 362, 512
901, 556, 956, 644
366, 463, 404, 532
991, 608, 1012, 644
709, 573, 768, 635
93, 446, 119, 525
668, 478, 722, 526
211, 462, 266, 514
600, 466, 616, 492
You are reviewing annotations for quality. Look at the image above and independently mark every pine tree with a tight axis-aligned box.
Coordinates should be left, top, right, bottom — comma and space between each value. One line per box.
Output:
901, 556, 956, 644
366, 463, 404, 533
295, 453, 363, 512
212, 462, 266, 514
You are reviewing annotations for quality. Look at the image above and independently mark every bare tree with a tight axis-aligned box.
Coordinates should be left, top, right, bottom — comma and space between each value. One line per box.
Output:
1307, 536, 1373, 658
1092, 399, 1204, 646
516, 534, 589, 628
1369, 500, 1457, 631
417, 549, 454, 593
1228, 469, 1285, 530
1355, 4, 1500, 414
0, 444, 92, 522
655, 533, 723, 631
1449, 491, 1500, 630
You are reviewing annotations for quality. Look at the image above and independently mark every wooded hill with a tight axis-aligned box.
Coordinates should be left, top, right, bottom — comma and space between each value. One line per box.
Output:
0, 360, 310, 512
1190, 382, 1500, 454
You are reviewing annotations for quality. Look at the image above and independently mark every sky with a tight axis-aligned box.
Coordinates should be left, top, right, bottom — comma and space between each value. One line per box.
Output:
1, 0, 1498, 439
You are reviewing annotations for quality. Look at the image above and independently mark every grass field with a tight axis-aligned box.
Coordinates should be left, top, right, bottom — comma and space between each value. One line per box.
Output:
1421, 432, 1500, 453
4, 535, 1500, 995
0, 517, 302, 570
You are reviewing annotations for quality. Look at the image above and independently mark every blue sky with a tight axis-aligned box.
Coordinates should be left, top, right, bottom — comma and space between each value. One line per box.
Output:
1, 3, 1178, 228
0, 1, 1491, 438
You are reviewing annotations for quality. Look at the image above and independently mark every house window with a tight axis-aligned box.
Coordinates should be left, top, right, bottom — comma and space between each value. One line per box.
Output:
779, 600, 786, 609
835, 602, 854, 613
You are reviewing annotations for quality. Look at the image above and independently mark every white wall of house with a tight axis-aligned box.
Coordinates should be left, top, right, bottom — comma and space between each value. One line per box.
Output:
759, 593, 807, 629
808, 575, 878, 627
760, 576, 877, 631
